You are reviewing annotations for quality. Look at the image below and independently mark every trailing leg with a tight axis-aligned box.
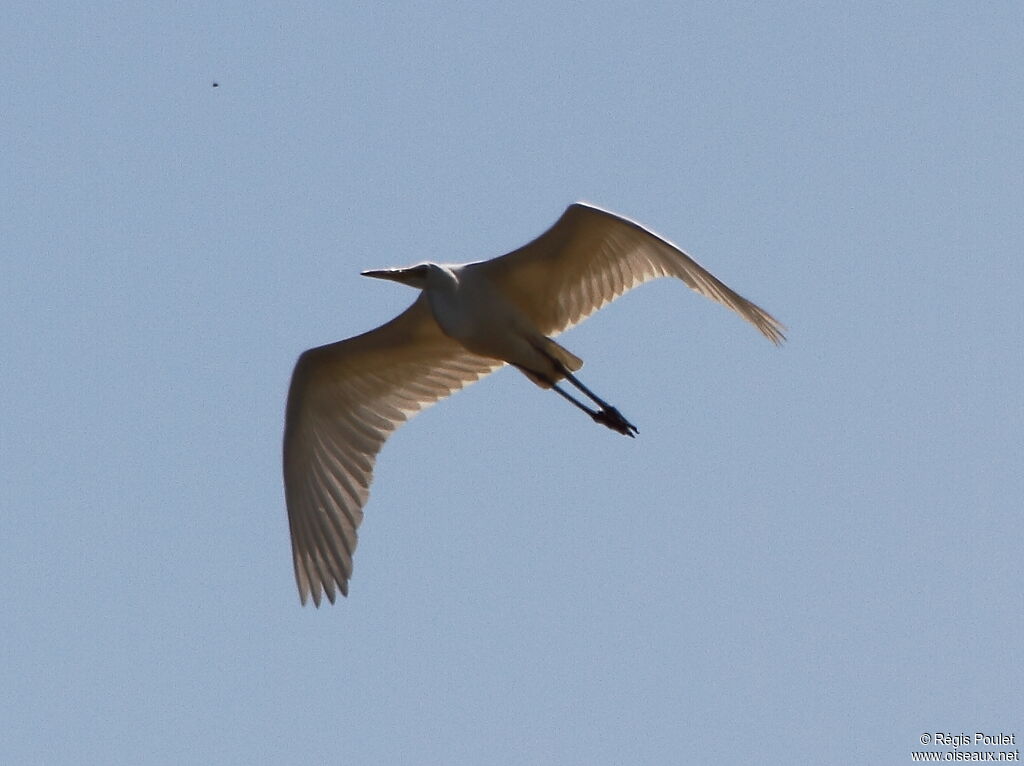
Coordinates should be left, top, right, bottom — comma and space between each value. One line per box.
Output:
517, 363, 638, 437
557, 366, 638, 437
548, 383, 636, 437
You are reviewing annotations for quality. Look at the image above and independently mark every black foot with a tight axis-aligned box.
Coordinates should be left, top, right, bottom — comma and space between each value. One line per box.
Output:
592, 406, 639, 437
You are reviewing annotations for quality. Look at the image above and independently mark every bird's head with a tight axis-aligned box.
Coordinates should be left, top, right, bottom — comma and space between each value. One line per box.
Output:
361, 263, 434, 290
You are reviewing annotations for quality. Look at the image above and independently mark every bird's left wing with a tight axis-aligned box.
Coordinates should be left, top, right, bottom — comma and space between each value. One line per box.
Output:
284, 294, 502, 606
469, 203, 785, 344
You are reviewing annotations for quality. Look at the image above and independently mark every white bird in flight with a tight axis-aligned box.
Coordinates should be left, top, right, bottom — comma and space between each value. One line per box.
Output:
283, 203, 784, 605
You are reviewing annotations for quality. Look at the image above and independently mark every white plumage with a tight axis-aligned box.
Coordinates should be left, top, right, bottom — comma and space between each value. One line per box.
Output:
284, 203, 784, 605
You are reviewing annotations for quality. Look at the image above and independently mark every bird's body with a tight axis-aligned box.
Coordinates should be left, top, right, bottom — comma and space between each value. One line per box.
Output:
425, 265, 528, 360
395, 262, 584, 386
284, 203, 784, 605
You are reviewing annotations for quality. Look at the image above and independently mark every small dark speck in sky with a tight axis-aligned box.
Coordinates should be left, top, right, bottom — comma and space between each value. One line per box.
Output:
212, 82, 219, 87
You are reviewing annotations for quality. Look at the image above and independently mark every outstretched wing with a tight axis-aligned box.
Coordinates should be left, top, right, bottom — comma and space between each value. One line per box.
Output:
283, 295, 502, 606
469, 202, 785, 344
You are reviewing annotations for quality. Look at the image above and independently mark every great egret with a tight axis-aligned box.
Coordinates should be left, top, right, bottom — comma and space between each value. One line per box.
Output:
284, 202, 784, 605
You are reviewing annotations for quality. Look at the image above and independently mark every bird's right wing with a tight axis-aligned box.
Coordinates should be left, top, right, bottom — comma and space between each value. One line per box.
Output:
470, 203, 785, 344
283, 295, 502, 606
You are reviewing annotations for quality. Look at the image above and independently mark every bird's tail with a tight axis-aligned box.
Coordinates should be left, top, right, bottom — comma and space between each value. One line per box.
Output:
519, 338, 584, 388
543, 338, 583, 373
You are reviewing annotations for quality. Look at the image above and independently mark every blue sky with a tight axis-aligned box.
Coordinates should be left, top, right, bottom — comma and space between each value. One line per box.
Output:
3, 3, 1022, 764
